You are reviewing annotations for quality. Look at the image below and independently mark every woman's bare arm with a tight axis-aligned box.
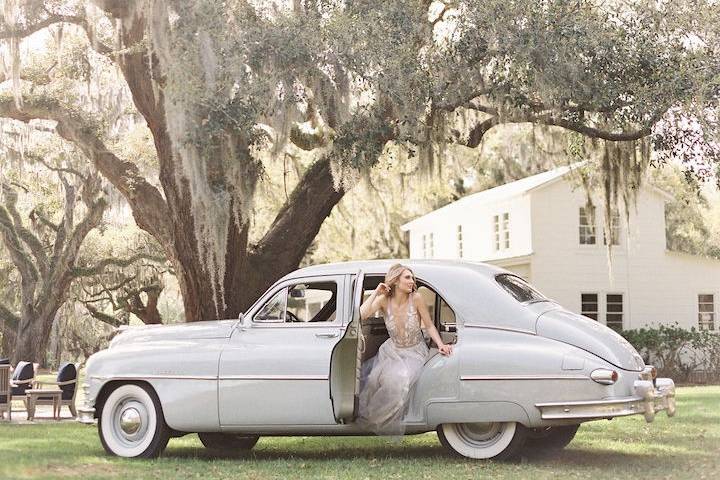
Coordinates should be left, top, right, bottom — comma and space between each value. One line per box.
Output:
414, 293, 453, 355
360, 283, 388, 320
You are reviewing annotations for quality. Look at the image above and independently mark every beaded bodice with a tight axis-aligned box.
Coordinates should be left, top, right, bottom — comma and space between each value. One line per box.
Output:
384, 296, 424, 348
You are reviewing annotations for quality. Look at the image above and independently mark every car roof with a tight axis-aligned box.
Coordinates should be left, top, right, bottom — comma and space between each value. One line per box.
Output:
281, 259, 506, 281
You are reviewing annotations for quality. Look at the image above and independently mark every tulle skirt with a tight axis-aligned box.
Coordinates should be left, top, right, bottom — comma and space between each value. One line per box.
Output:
357, 338, 429, 436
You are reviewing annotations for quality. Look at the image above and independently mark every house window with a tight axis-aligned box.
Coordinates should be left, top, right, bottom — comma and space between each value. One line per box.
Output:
429, 232, 435, 258
579, 206, 596, 245
502, 213, 510, 249
603, 210, 620, 246
606, 293, 623, 331
493, 215, 500, 250
422, 234, 427, 258
493, 213, 509, 251
698, 294, 715, 331
457, 225, 463, 258
581, 293, 599, 320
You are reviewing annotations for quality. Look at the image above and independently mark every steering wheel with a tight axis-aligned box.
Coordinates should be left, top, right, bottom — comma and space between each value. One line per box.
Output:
285, 310, 302, 323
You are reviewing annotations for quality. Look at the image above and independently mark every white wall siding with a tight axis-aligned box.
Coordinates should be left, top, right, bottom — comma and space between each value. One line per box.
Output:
529, 179, 720, 331
405, 169, 720, 333
407, 194, 533, 261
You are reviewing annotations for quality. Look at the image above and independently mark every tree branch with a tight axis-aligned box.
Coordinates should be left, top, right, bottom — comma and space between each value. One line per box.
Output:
1, 184, 49, 278
0, 12, 112, 56
83, 303, 124, 328
527, 114, 659, 142
29, 209, 59, 232
462, 107, 667, 147
0, 93, 174, 249
250, 156, 346, 278
0, 302, 20, 330
0, 201, 39, 288
71, 253, 165, 278
466, 116, 500, 148
47, 192, 107, 294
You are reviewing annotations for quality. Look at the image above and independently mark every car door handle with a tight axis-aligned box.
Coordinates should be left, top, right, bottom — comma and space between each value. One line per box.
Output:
315, 332, 340, 339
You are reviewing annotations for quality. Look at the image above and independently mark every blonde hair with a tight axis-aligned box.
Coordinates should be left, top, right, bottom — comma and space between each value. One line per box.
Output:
384, 263, 417, 297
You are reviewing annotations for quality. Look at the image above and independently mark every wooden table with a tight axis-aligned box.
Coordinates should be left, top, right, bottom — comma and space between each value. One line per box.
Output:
25, 389, 62, 420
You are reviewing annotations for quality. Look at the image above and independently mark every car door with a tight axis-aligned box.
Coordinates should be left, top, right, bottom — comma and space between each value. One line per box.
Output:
218, 275, 347, 426
329, 270, 363, 423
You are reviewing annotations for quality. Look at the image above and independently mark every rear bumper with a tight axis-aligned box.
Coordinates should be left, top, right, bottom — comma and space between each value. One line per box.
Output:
77, 407, 96, 425
535, 378, 676, 423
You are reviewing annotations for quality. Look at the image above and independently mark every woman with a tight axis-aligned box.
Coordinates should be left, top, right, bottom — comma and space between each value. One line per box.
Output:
357, 263, 453, 436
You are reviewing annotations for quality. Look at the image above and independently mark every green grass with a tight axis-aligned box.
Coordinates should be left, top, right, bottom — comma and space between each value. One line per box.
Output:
1, 386, 719, 480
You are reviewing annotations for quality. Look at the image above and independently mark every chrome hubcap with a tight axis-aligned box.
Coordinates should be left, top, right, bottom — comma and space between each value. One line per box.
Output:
119, 407, 142, 435
458, 422, 504, 445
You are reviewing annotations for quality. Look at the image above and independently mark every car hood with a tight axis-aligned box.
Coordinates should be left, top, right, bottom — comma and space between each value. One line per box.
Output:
109, 320, 237, 348
535, 308, 644, 371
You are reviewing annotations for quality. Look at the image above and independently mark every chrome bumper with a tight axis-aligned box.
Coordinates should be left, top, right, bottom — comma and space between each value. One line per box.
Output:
535, 378, 676, 423
77, 407, 96, 425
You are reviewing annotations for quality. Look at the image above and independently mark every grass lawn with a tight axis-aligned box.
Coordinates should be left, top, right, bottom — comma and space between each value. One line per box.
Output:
0, 386, 718, 480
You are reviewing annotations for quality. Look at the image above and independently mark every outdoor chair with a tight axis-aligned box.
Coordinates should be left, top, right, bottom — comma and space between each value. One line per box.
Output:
34, 362, 78, 418
0, 364, 10, 421
10, 361, 36, 410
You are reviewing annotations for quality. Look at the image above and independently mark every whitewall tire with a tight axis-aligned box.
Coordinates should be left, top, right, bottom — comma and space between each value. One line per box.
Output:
437, 422, 527, 460
98, 383, 170, 458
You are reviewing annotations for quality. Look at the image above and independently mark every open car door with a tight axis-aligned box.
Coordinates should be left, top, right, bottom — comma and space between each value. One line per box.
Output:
329, 270, 365, 423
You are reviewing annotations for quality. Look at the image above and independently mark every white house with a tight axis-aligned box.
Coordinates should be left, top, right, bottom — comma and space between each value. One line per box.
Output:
401, 165, 720, 332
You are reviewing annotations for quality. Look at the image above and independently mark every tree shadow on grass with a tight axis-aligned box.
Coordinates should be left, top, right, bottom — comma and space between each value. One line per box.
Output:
164, 443, 449, 462
159, 440, 704, 466
521, 446, 714, 469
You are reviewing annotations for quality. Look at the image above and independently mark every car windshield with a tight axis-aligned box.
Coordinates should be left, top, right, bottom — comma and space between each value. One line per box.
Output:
495, 274, 548, 304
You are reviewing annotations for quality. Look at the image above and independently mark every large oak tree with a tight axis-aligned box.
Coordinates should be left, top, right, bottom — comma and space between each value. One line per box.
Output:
1, 0, 717, 353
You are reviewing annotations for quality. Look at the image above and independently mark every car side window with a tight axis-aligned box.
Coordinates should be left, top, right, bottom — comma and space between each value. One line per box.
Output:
254, 281, 338, 324
417, 285, 456, 330
287, 282, 337, 323
254, 288, 287, 322
496, 274, 546, 303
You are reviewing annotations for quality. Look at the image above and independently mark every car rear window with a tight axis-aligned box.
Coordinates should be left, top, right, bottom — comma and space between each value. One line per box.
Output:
495, 274, 547, 303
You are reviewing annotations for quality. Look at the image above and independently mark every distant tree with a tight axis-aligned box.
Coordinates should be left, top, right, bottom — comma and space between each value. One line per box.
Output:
0, 0, 717, 324
0, 160, 107, 363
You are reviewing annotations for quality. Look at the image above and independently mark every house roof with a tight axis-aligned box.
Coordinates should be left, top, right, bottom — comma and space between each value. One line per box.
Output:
400, 163, 675, 231
400, 164, 575, 231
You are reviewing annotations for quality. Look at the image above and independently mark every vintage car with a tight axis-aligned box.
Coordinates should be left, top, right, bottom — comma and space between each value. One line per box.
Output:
79, 259, 676, 460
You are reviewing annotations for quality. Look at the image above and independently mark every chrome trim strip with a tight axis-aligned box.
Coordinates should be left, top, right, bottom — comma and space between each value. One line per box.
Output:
462, 324, 536, 335
92, 374, 330, 381
461, 374, 588, 381
536, 397, 643, 408
219, 374, 329, 381
94, 374, 217, 381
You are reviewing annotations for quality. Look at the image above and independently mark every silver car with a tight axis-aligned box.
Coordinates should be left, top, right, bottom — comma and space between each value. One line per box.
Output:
79, 260, 675, 459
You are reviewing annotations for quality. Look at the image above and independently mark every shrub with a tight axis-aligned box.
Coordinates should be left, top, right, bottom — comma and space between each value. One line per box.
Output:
621, 324, 720, 382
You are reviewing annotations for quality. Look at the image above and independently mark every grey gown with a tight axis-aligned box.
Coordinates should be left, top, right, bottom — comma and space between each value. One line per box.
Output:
357, 294, 429, 436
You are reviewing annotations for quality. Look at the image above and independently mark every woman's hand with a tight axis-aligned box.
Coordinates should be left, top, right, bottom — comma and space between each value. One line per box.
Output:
438, 344, 453, 356
375, 282, 390, 296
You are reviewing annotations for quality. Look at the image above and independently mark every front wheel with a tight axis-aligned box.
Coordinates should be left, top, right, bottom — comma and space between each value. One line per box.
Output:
98, 383, 170, 458
437, 422, 527, 460
198, 433, 260, 453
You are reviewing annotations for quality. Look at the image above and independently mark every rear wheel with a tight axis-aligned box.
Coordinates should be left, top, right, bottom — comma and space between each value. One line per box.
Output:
525, 424, 580, 450
98, 383, 170, 458
437, 422, 527, 460
198, 433, 260, 453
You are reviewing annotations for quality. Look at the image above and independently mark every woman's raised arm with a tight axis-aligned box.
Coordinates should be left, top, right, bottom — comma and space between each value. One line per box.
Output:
359, 283, 389, 320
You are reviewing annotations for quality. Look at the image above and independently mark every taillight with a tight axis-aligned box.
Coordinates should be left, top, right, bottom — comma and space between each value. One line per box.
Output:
591, 368, 618, 385
641, 365, 657, 381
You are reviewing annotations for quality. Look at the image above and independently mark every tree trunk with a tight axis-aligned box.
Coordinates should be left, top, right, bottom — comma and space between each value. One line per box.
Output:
12, 304, 60, 365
